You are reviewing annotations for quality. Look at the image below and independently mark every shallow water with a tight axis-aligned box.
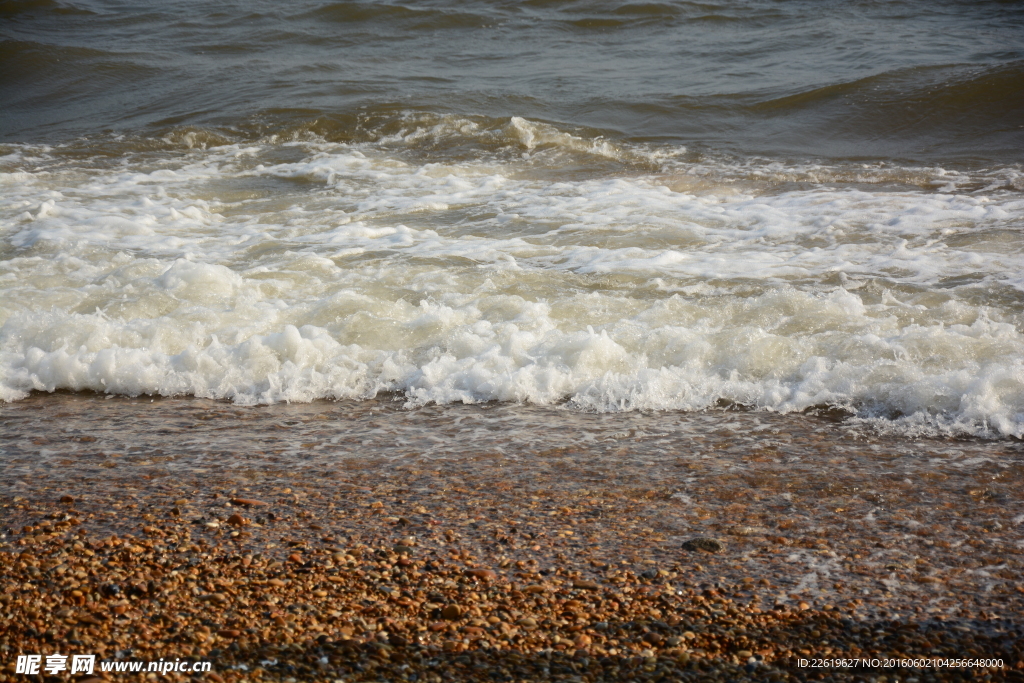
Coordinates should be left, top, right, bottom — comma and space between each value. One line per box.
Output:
3, 393, 1023, 621
2, 393, 1021, 498
2, 1, 1023, 437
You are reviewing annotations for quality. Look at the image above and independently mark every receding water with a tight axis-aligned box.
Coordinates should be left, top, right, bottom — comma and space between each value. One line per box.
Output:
2, 0, 1023, 437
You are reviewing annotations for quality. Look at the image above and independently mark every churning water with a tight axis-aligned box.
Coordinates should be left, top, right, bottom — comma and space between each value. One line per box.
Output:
2, 0, 1023, 437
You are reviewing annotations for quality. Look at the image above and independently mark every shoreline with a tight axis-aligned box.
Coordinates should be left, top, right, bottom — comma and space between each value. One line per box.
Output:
1, 394, 1022, 681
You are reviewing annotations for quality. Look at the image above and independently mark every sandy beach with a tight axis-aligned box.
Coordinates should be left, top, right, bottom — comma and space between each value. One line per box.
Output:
1, 394, 1021, 681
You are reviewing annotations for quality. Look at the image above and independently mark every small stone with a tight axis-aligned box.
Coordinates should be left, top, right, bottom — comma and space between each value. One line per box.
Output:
798, 601, 811, 611
287, 553, 302, 563
60, 495, 75, 504
573, 579, 599, 590
466, 569, 496, 581
642, 632, 663, 645
441, 604, 462, 620
523, 584, 546, 594
229, 497, 267, 507
226, 513, 247, 527
681, 537, 723, 553
394, 545, 414, 555
218, 629, 240, 638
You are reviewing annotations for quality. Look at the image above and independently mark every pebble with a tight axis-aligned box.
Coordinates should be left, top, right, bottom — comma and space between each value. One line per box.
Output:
229, 497, 267, 507
681, 537, 723, 553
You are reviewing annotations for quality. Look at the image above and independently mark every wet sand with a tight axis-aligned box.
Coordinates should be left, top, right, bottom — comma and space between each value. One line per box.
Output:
1, 394, 1022, 681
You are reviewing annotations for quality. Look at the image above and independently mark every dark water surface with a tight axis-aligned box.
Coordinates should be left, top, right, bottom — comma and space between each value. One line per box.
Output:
4, 0, 1023, 162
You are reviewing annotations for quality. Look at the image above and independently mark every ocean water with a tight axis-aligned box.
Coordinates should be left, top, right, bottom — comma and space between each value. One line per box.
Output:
2, 0, 1023, 437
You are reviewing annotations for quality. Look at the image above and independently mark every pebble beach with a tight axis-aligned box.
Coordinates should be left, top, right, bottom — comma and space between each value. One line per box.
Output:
1, 395, 1021, 682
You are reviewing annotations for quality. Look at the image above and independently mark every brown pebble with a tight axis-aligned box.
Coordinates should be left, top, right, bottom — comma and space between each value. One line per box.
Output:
428, 621, 448, 631
59, 495, 75, 504
287, 553, 302, 563
523, 584, 546, 594
226, 513, 247, 526
218, 629, 240, 638
643, 632, 664, 645
441, 604, 462, 620
681, 537, 723, 553
229, 497, 267, 507
466, 569, 497, 581
572, 579, 599, 590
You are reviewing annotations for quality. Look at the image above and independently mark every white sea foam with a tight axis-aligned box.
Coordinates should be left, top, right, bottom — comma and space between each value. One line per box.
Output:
2, 122, 1023, 436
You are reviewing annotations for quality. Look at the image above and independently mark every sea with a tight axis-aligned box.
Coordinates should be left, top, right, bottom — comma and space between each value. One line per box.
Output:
2, 0, 1024, 441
